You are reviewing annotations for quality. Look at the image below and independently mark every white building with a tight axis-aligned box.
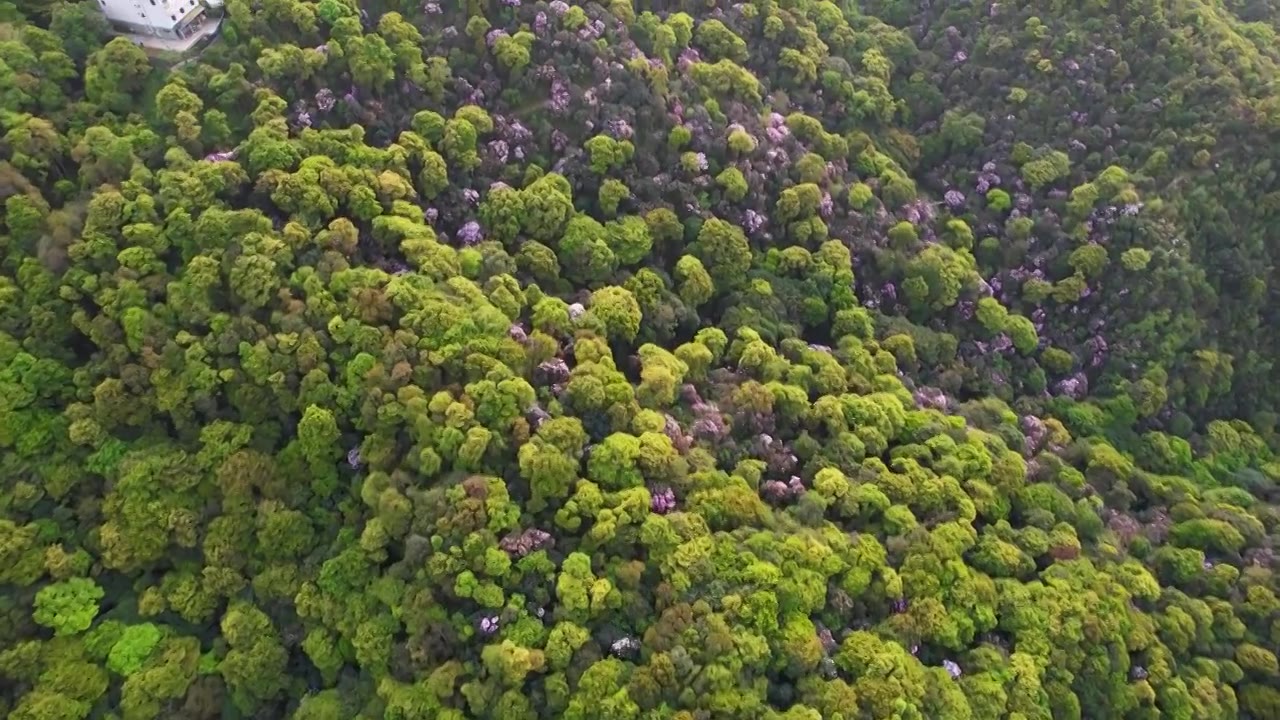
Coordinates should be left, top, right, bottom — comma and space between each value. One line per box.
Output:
95, 0, 213, 40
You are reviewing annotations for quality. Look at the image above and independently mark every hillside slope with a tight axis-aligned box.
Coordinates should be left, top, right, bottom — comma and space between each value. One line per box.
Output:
0, 1, 1278, 719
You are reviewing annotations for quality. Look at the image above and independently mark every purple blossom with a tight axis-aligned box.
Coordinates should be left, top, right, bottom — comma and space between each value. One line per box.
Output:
463, 189, 480, 206
691, 152, 708, 172
650, 486, 676, 514
891, 597, 909, 614
1068, 138, 1087, 152
914, 386, 950, 410
905, 198, 938, 226
534, 11, 548, 35
743, 209, 767, 234
678, 48, 701, 71
487, 139, 510, 164
314, 88, 336, 113
1022, 415, 1048, 454
508, 323, 528, 343
550, 79, 570, 113
942, 660, 963, 679
423, 1, 441, 13
944, 190, 965, 208
425, 207, 439, 223
610, 636, 640, 657
526, 399, 552, 427
819, 192, 834, 218
502, 0, 520, 6
1246, 546, 1275, 568
681, 384, 704, 405
691, 415, 726, 439
953, 50, 968, 63
203, 150, 237, 163
1145, 510, 1172, 544
1055, 373, 1088, 399
479, 616, 500, 635
500, 528, 552, 557
663, 415, 690, 453
507, 121, 531, 143
535, 358, 570, 385
816, 623, 838, 654
549, 0, 568, 14
607, 118, 633, 140
568, 303, 586, 320
347, 446, 363, 469
881, 282, 897, 301
486, 28, 508, 47
1105, 509, 1146, 543
457, 221, 483, 245
761, 479, 799, 504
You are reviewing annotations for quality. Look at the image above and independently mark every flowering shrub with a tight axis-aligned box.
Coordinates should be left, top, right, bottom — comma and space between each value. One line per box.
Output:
3, 3, 1278, 720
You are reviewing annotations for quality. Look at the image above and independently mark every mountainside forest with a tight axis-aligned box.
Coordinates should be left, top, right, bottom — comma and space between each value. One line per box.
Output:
3, 0, 1280, 717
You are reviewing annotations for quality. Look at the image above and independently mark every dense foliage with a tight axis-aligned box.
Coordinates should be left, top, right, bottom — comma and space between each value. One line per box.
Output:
2, 0, 1280, 717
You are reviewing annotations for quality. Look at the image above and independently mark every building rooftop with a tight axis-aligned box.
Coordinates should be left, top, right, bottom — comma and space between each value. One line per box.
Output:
120, 16, 221, 53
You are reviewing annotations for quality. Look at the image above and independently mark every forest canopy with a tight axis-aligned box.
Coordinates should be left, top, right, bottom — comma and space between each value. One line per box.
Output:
1, 0, 1280, 718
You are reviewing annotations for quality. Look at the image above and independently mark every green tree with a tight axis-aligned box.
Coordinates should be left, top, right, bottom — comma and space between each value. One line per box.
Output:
587, 286, 642, 343
50, 1, 111, 62
84, 37, 151, 112
694, 217, 752, 291
33, 578, 104, 636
